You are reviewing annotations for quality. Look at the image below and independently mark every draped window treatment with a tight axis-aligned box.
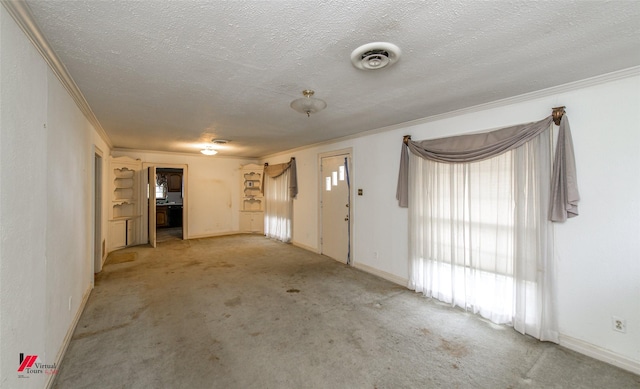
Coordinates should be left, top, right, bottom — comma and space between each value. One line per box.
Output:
397, 115, 579, 222
398, 115, 579, 342
263, 158, 297, 243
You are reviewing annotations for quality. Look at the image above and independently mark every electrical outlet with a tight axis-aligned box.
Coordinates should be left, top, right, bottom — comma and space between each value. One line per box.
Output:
612, 316, 626, 333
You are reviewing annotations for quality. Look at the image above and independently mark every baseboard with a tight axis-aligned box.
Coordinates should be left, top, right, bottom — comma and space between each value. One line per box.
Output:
187, 231, 244, 239
291, 241, 319, 254
287, 243, 409, 287
352, 262, 408, 287
559, 334, 640, 375
46, 286, 93, 389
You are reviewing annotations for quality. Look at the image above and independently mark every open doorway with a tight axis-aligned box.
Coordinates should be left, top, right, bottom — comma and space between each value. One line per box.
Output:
93, 148, 104, 276
143, 163, 188, 247
154, 168, 184, 243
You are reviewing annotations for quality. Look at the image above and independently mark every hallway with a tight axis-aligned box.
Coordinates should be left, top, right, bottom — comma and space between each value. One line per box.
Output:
54, 235, 639, 388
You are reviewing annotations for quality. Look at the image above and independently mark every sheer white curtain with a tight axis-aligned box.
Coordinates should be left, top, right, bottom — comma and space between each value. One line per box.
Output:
264, 168, 292, 242
409, 127, 557, 342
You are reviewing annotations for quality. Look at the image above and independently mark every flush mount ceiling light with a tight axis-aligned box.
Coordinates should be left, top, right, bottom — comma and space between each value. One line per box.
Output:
200, 145, 218, 155
212, 139, 229, 145
351, 42, 401, 70
290, 90, 327, 117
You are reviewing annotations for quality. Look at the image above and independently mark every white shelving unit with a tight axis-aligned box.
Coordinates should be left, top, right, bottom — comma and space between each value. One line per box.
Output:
108, 156, 142, 251
240, 163, 264, 233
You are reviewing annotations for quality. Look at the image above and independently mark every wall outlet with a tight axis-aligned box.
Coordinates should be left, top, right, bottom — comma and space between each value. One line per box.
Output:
612, 316, 626, 333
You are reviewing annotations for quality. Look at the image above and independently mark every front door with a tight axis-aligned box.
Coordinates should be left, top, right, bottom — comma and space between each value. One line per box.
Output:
320, 154, 351, 263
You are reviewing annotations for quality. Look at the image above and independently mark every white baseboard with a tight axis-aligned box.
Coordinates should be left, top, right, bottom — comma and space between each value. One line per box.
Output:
352, 262, 408, 287
291, 241, 319, 254
46, 286, 93, 389
559, 334, 640, 375
187, 231, 244, 239
288, 242, 408, 287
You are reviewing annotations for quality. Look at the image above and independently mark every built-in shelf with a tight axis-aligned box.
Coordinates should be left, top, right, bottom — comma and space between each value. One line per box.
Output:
240, 164, 264, 233
109, 156, 142, 251
242, 198, 262, 211
111, 215, 142, 221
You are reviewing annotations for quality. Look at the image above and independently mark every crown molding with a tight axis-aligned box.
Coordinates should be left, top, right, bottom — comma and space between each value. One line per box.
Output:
112, 147, 260, 161
1, 0, 113, 148
261, 66, 640, 160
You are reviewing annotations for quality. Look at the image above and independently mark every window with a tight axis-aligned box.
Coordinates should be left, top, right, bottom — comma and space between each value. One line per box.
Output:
155, 174, 167, 199
409, 128, 557, 341
155, 183, 167, 199
264, 167, 293, 242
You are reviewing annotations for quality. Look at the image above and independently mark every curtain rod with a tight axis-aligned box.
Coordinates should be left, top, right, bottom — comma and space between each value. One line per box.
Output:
264, 157, 295, 167
403, 106, 567, 144
552, 106, 566, 126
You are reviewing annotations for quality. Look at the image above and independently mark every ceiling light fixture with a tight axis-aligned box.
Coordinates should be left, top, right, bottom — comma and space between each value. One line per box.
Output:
200, 145, 218, 155
290, 90, 327, 117
351, 42, 401, 70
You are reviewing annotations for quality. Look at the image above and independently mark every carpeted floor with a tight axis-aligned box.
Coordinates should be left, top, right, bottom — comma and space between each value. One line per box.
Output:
53, 234, 640, 388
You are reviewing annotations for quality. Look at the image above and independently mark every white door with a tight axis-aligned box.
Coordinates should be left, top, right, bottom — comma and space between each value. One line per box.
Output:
148, 166, 157, 248
321, 154, 351, 264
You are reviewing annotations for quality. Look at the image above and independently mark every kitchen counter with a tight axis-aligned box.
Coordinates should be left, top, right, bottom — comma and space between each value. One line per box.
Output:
156, 201, 182, 206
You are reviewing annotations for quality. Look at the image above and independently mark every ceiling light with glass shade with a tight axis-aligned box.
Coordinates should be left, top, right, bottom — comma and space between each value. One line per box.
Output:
200, 145, 218, 155
290, 90, 327, 117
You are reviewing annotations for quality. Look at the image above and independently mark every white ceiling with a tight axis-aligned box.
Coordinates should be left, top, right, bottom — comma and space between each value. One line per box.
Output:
24, 0, 640, 158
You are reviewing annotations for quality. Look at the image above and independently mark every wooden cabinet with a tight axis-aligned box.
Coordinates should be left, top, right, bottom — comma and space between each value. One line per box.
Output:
240, 211, 264, 233
168, 173, 182, 192
240, 164, 264, 234
155, 205, 181, 228
109, 220, 127, 249
156, 206, 168, 227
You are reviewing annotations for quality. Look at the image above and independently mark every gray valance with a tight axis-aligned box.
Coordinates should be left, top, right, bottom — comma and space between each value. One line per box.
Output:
396, 115, 579, 222
262, 157, 298, 198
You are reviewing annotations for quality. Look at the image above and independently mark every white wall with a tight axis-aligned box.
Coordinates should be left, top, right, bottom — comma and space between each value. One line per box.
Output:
0, 7, 110, 388
265, 71, 640, 371
111, 150, 256, 239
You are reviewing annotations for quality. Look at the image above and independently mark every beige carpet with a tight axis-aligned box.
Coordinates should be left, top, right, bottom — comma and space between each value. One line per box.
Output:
106, 251, 137, 264
54, 234, 639, 388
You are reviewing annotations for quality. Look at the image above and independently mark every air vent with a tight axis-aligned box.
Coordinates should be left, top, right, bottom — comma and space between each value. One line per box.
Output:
351, 42, 401, 70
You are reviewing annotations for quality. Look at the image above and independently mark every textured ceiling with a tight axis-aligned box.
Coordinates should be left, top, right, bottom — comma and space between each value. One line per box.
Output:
24, 0, 640, 158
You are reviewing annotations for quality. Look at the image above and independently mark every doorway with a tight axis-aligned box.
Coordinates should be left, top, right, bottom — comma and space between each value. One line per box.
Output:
155, 168, 184, 243
144, 164, 188, 247
320, 151, 352, 264
93, 149, 103, 275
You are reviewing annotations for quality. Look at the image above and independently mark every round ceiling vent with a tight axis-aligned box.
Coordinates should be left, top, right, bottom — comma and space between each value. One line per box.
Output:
351, 42, 401, 70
